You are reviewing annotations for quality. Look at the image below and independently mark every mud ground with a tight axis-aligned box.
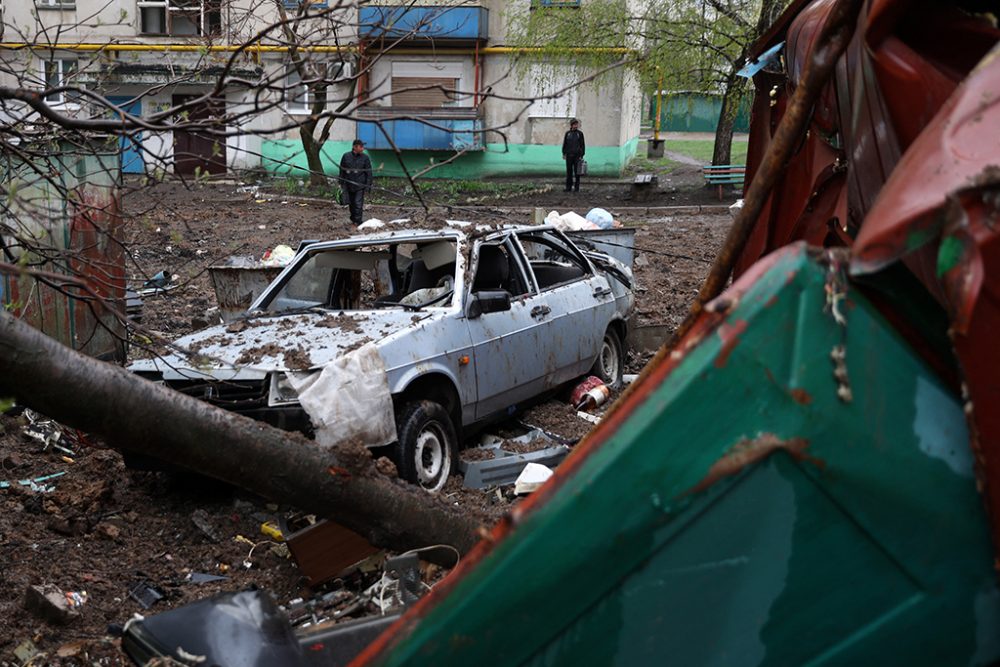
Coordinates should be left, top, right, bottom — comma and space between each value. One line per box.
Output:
0, 176, 731, 663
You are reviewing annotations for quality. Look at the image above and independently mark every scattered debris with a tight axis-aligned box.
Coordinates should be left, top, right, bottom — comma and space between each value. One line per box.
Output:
545, 209, 600, 231
0, 471, 66, 492
24, 584, 85, 625
585, 208, 615, 229
282, 516, 380, 587
128, 582, 165, 609
13, 639, 40, 664
261, 520, 285, 542
514, 463, 554, 495
570, 376, 610, 411
381, 553, 423, 611
190, 508, 221, 543
577, 411, 602, 425
23, 409, 75, 456
121, 590, 302, 665
459, 428, 571, 489
261, 244, 295, 267
137, 270, 178, 296
184, 572, 229, 584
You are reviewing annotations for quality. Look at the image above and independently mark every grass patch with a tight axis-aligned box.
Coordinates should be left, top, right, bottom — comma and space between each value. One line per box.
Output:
627, 138, 749, 175
666, 139, 748, 165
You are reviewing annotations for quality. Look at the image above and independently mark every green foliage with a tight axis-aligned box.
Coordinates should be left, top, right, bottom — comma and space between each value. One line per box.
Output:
507, 0, 783, 93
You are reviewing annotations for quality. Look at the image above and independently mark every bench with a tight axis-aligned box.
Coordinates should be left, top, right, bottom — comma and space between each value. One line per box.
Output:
702, 164, 746, 200
632, 173, 659, 202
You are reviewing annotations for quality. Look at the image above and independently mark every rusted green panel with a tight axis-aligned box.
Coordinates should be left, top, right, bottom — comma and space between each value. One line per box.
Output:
376, 244, 1000, 665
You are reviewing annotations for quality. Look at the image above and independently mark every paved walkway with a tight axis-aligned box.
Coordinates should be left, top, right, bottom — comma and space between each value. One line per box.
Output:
639, 131, 750, 142
663, 150, 702, 166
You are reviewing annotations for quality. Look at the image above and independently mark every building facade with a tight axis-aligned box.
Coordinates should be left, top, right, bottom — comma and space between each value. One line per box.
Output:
0, 0, 641, 179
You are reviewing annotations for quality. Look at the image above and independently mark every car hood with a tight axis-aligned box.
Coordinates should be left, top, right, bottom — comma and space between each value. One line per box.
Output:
130, 309, 442, 380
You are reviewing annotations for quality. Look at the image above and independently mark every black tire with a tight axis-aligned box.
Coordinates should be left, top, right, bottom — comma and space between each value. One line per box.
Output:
394, 400, 456, 492
590, 327, 624, 391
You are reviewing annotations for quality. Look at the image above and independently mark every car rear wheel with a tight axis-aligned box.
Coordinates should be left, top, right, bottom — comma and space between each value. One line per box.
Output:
394, 400, 456, 493
590, 327, 624, 391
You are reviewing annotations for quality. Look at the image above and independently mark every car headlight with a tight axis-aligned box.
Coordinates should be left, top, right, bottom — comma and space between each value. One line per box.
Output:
268, 372, 300, 406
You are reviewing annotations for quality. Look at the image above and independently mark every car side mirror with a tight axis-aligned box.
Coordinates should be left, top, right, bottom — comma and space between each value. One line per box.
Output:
467, 290, 512, 319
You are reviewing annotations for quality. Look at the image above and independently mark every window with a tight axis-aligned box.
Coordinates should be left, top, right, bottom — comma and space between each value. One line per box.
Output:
516, 230, 590, 290
286, 62, 351, 114
530, 0, 581, 7
390, 61, 469, 108
36, 0, 76, 8
472, 239, 532, 297
286, 67, 310, 114
138, 0, 221, 36
42, 58, 78, 105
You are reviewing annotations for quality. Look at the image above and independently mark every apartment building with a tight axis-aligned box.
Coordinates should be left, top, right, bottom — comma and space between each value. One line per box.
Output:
0, 0, 641, 179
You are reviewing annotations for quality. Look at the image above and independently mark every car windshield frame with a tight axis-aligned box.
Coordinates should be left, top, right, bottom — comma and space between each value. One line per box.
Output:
249, 232, 465, 315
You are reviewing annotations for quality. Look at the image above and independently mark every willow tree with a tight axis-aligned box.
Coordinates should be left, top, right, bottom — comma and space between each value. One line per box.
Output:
506, 0, 787, 166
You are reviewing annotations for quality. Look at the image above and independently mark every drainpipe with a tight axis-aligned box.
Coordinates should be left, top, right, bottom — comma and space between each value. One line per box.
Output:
473, 40, 480, 107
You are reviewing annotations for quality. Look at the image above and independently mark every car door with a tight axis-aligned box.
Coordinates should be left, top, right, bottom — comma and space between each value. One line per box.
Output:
513, 229, 617, 385
465, 235, 553, 420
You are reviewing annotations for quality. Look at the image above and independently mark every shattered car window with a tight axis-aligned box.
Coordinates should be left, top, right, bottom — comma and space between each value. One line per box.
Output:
262, 240, 458, 313
516, 230, 591, 290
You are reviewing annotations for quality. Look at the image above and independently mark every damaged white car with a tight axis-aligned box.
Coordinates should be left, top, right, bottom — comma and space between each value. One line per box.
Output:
130, 224, 634, 491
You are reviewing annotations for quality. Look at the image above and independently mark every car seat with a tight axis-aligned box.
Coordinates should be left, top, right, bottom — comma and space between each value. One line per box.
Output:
472, 245, 510, 292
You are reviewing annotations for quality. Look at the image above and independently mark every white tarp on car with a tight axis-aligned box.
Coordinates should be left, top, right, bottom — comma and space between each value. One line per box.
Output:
287, 343, 396, 449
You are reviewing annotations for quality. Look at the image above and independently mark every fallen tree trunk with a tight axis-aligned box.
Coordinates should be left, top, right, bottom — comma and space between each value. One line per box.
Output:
0, 310, 482, 554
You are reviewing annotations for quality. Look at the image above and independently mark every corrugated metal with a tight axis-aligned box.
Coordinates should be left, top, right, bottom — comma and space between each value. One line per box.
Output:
391, 76, 457, 107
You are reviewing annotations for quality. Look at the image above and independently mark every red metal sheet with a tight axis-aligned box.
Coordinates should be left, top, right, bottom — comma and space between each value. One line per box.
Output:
851, 45, 1000, 274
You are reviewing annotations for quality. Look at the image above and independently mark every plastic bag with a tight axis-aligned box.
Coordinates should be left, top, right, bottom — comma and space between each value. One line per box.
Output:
585, 208, 614, 229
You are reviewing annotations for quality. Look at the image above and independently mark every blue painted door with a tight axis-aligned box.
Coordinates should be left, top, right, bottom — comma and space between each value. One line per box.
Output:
107, 96, 144, 174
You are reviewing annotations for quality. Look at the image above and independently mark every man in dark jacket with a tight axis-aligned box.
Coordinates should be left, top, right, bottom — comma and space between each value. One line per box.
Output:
562, 118, 586, 192
339, 139, 373, 226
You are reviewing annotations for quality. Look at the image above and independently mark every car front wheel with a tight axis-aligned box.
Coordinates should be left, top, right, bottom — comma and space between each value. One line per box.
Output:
394, 400, 456, 493
590, 327, 624, 391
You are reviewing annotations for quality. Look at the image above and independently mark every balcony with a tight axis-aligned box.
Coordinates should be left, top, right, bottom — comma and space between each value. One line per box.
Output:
359, 5, 488, 43
356, 107, 484, 151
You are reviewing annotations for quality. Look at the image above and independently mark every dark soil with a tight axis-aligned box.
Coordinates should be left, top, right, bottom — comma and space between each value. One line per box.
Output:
0, 176, 729, 663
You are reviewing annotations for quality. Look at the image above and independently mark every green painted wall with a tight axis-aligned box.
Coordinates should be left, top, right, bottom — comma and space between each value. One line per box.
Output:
648, 93, 751, 133
261, 137, 639, 180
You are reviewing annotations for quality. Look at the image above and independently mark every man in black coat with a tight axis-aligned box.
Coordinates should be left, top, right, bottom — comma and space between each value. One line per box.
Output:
562, 118, 586, 192
339, 139, 373, 226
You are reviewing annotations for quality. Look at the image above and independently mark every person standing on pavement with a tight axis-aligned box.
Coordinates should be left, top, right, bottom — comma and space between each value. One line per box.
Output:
562, 118, 586, 192
339, 139, 373, 226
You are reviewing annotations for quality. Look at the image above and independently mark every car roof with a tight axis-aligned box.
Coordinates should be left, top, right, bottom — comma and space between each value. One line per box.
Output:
299, 223, 560, 252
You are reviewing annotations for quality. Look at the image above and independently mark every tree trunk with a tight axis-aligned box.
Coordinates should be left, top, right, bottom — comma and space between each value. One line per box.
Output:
712, 0, 784, 168
299, 118, 328, 189
0, 310, 482, 554
712, 73, 744, 166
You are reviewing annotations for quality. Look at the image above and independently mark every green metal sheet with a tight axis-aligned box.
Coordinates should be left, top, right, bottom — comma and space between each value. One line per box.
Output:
372, 244, 1000, 665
